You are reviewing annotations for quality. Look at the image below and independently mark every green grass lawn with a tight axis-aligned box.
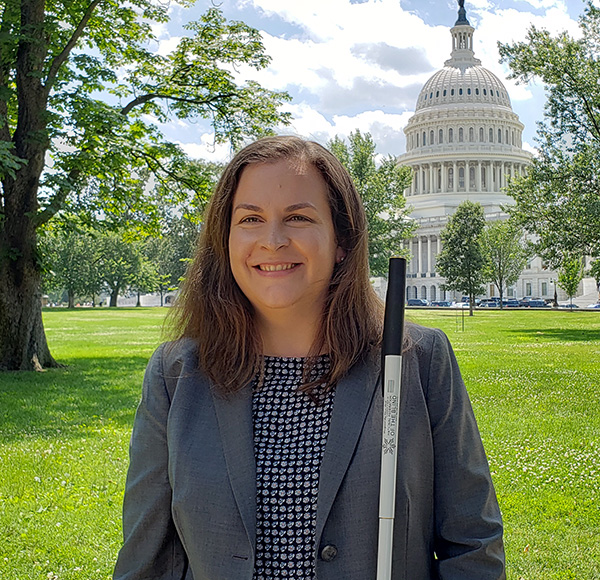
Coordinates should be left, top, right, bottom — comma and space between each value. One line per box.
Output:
1, 307, 599, 579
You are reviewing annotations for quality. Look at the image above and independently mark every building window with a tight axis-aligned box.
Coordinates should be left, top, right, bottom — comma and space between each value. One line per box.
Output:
449, 128, 453, 143
469, 166, 475, 189
436, 90, 439, 97
489, 128, 493, 142
451, 88, 455, 96
437, 168, 442, 190
459, 88, 463, 95
469, 127, 474, 142
481, 167, 486, 189
416, 133, 419, 147
467, 88, 471, 95
541, 282, 548, 296
526, 283, 532, 296
506, 129, 509, 144
483, 88, 487, 95
498, 128, 502, 143
423, 131, 426, 146
459, 167, 465, 188
439, 129, 443, 144
459, 128, 464, 142
414, 172, 419, 193
479, 127, 484, 142
448, 167, 454, 189
443, 89, 447, 96
430, 130, 434, 145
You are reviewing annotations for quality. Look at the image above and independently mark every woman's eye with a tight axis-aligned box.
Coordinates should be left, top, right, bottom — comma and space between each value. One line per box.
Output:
240, 216, 261, 223
289, 215, 311, 222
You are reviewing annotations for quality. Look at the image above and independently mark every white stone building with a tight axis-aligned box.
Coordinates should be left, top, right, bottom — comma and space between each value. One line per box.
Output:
397, 2, 595, 304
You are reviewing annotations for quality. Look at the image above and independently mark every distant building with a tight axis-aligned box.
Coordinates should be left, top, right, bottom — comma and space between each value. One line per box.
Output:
397, 2, 593, 303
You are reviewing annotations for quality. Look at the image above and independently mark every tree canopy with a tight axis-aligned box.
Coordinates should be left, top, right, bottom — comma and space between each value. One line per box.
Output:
0, 0, 291, 370
436, 201, 486, 315
480, 220, 528, 307
499, 1, 600, 268
328, 130, 415, 277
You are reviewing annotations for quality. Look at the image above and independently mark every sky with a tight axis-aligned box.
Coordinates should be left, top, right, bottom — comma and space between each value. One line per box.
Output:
154, 0, 589, 163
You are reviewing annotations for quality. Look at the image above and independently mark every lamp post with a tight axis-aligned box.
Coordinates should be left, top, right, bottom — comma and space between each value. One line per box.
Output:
551, 279, 558, 307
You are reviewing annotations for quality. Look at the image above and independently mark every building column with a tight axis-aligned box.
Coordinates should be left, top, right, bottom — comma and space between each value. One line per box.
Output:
427, 236, 432, 276
501, 162, 505, 188
441, 162, 447, 192
452, 161, 458, 193
417, 236, 423, 275
477, 161, 482, 192
466, 161, 470, 193
429, 164, 434, 194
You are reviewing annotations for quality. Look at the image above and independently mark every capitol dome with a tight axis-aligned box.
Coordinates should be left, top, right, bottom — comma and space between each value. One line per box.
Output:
416, 64, 511, 111
415, 4, 512, 111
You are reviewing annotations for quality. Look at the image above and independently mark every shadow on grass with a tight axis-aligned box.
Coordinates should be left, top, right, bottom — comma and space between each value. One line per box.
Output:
0, 355, 147, 442
507, 328, 600, 342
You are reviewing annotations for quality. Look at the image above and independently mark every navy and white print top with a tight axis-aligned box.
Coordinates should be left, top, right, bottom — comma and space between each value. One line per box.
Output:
252, 355, 335, 580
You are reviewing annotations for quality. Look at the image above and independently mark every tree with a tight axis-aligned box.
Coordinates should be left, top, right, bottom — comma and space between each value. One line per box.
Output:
436, 201, 486, 316
480, 220, 528, 308
95, 234, 143, 307
41, 228, 101, 308
328, 131, 415, 277
0, 2, 290, 370
499, 1, 600, 268
557, 256, 584, 306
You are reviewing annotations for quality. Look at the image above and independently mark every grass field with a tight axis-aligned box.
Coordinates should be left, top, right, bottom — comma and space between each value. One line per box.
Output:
0, 307, 599, 579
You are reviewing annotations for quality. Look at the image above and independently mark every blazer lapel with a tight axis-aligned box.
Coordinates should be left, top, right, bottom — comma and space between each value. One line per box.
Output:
315, 356, 380, 541
211, 384, 257, 549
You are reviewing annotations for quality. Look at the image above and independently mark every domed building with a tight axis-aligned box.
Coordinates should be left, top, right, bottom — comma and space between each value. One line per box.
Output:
397, 2, 565, 303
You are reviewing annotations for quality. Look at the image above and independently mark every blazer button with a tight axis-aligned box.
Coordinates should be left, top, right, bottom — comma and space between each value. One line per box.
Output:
320, 544, 338, 562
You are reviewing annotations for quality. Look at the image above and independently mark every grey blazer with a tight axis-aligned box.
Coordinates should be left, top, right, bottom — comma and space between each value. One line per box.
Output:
113, 325, 505, 579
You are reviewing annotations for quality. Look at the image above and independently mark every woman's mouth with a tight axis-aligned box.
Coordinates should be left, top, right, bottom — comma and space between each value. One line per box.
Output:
257, 263, 298, 272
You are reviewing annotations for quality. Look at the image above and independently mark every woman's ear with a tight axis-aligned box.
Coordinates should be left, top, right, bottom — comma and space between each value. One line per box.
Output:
335, 246, 347, 264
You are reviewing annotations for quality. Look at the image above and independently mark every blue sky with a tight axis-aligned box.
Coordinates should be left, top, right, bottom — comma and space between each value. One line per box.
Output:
154, 0, 589, 162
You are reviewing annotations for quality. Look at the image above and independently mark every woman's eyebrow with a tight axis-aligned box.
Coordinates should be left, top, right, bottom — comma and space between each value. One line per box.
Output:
232, 203, 263, 213
285, 202, 317, 212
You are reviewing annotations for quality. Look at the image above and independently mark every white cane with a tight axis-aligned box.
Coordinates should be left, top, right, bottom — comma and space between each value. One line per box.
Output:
377, 257, 407, 580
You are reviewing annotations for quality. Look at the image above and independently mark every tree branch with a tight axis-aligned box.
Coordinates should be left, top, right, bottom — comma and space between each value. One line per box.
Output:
44, 0, 103, 94
119, 91, 236, 116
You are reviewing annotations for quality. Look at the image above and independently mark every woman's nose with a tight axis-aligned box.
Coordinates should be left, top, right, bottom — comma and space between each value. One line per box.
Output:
261, 222, 289, 250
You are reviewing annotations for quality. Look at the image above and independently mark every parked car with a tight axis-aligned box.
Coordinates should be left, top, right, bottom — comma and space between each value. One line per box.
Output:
586, 303, 600, 309
558, 303, 579, 309
431, 300, 452, 307
479, 298, 500, 308
527, 299, 550, 308
407, 298, 429, 306
504, 299, 520, 308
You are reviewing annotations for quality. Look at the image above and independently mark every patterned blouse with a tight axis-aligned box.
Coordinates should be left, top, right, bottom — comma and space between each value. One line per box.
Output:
252, 356, 335, 580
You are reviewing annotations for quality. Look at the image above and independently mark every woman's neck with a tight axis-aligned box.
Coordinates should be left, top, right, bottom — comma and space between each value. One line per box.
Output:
256, 310, 323, 357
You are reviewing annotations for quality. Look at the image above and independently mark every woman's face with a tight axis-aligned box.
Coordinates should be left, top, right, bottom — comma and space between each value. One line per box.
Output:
228, 159, 345, 322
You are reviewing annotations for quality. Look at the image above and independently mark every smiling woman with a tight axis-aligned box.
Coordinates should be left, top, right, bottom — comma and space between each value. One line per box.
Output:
113, 135, 505, 580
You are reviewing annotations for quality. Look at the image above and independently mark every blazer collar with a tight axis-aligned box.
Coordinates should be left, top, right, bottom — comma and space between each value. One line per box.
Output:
315, 355, 381, 541
211, 382, 257, 550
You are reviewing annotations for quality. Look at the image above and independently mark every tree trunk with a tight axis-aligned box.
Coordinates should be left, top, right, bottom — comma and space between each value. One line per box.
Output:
68, 289, 75, 309
0, 178, 57, 370
136, 291, 141, 307
110, 288, 119, 307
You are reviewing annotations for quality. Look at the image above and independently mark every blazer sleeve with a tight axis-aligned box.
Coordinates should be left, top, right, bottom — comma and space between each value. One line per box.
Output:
424, 329, 505, 580
113, 343, 189, 580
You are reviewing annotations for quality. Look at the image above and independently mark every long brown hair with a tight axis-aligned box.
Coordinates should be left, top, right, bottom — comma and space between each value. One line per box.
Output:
169, 135, 383, 395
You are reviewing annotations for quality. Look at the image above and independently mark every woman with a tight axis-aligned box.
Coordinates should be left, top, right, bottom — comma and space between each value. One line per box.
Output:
114, 136, 505, 579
